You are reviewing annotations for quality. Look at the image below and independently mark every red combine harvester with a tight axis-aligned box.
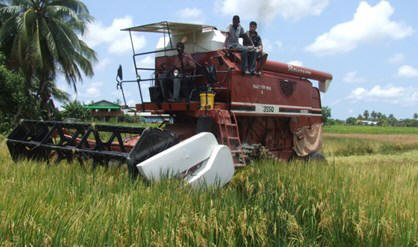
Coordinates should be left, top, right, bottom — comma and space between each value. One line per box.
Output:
7, 21, 333, 179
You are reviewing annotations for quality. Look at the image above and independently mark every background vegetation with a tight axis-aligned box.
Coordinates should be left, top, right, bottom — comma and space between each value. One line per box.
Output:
0, 0, 96, 132
0, 53, 41, 133
324, 124, 418, 135
323, 106, 418, 127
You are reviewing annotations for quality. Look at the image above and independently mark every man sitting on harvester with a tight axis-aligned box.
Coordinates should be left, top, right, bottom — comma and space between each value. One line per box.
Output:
244, 21, 268, 75
157, 40, 196, 102
171, 42, 196, 102
224, 15, 254, 75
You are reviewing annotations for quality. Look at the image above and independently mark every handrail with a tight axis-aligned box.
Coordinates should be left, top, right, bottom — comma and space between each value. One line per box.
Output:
134, 48, 177, 57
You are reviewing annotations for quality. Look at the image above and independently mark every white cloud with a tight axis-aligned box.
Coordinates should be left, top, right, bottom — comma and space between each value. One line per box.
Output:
264, 39, 284, 53
306, 1, 414, 55
109, 36, 146, 55
126, 100, 137, 107
177, 8, 205, 23
275, 41, 283, 49
216, 0, 330, 22
343, 71, 366, 83
95, 57, 111, 71
83, 16, 146, 55
348, 85, 418, 106
262, 39, 273, 53
288, 60, 304, 67
179, 8, 203, 19
139, 56, 155, 68
398, 65, 418, 78
388, 53, 405, 64
82, 82, 103, 99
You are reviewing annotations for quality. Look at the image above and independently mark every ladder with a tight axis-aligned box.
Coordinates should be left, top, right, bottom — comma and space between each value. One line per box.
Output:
216, 110, 246, 167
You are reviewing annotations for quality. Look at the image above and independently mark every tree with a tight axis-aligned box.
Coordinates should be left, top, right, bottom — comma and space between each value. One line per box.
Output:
321, 106, 331, 125
414, 113, 418, 120
388, 114, 397, 126
0, 0, 97, 119
371, 111, 377, 121
363, 110, 369, 120
0, 53, 39, 133
61, 100, 90, 120
346, 117, 356, 125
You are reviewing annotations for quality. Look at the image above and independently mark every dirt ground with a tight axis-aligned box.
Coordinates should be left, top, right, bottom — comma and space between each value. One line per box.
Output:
324, 133, 418, 144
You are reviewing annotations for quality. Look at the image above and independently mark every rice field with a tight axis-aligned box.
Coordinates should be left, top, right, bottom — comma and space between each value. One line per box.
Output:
0, 129, 417, 246
324, 124, 418, 135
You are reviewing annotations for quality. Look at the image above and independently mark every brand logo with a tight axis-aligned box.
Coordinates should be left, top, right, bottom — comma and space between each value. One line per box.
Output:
280, 80, 295, 96
288, 64, 312, 75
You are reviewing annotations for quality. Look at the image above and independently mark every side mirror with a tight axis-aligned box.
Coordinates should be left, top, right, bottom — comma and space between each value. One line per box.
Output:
117, 65, 123, 81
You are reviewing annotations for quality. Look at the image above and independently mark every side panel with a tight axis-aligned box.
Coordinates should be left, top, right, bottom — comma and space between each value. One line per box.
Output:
229, 71, 322, 117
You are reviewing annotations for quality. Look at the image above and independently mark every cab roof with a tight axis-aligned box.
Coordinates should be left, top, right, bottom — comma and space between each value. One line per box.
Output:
121, 21, 217, 34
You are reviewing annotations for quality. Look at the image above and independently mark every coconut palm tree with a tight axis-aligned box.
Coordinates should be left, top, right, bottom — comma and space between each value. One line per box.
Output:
0, 0, 97, 119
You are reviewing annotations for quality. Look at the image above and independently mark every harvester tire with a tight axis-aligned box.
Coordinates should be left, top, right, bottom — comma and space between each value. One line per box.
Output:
196, 116, 216, 134
306, 151, 326, 162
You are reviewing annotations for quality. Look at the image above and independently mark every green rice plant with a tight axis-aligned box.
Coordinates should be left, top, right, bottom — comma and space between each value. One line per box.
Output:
0, 135, 417, 246
322, 136, 418, 157
324, 125, 418, 135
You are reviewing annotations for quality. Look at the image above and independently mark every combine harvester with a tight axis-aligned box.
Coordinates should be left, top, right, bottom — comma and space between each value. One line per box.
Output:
7, 21, 333, 187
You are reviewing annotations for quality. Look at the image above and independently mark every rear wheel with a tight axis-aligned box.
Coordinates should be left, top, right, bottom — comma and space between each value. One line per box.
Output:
306, 151, 326, 162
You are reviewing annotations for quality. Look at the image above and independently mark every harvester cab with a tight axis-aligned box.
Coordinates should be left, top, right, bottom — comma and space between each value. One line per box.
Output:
115, 22, 224, 109
7, 21, 333, 186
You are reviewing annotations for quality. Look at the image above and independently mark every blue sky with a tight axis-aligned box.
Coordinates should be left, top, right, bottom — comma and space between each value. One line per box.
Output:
57, 0, 418, 120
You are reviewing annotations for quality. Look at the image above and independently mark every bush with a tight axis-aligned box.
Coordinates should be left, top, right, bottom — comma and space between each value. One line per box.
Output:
61, 100, 91, 121
0, 56, 41, 134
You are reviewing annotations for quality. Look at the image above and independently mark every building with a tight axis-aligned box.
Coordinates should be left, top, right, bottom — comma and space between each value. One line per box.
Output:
122, 108, 172, 123
84, 100, 123, 120
138, 112, 172, 123
356, 120, 378, 126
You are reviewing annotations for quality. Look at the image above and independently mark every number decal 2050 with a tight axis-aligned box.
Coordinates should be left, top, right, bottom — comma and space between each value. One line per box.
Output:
263, 106, 275, 113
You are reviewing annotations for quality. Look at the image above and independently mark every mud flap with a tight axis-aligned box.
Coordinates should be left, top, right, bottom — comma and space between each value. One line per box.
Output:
293, 123, 323, 157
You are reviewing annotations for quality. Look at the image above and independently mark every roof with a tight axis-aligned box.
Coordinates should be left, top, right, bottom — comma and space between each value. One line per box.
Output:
84, 100, 121, 110
121, 21, 216, 34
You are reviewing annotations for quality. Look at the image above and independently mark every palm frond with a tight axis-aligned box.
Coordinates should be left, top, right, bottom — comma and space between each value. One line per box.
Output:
1, 0, 96, 97
0, 5, 22, 16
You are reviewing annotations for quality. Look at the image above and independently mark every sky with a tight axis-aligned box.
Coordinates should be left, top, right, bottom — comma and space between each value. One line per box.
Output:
57, 0, 418, 120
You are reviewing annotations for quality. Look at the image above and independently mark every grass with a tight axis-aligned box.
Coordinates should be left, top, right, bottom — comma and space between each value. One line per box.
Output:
0, 130, 417, 246
324, 124, 418, 135
322, 136, 418, 157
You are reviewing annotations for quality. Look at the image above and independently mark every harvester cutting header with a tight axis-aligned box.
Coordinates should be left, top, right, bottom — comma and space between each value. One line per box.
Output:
7, 20, 333, 186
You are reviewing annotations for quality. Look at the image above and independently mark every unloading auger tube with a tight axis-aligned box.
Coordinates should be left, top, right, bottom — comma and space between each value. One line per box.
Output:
6, 120, 178, 177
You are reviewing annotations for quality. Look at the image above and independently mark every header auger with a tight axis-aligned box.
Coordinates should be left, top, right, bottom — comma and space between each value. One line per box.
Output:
7, 21, 333, 186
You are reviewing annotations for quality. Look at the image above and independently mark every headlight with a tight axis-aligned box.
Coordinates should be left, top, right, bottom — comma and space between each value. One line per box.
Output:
173, 69, 179, 77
